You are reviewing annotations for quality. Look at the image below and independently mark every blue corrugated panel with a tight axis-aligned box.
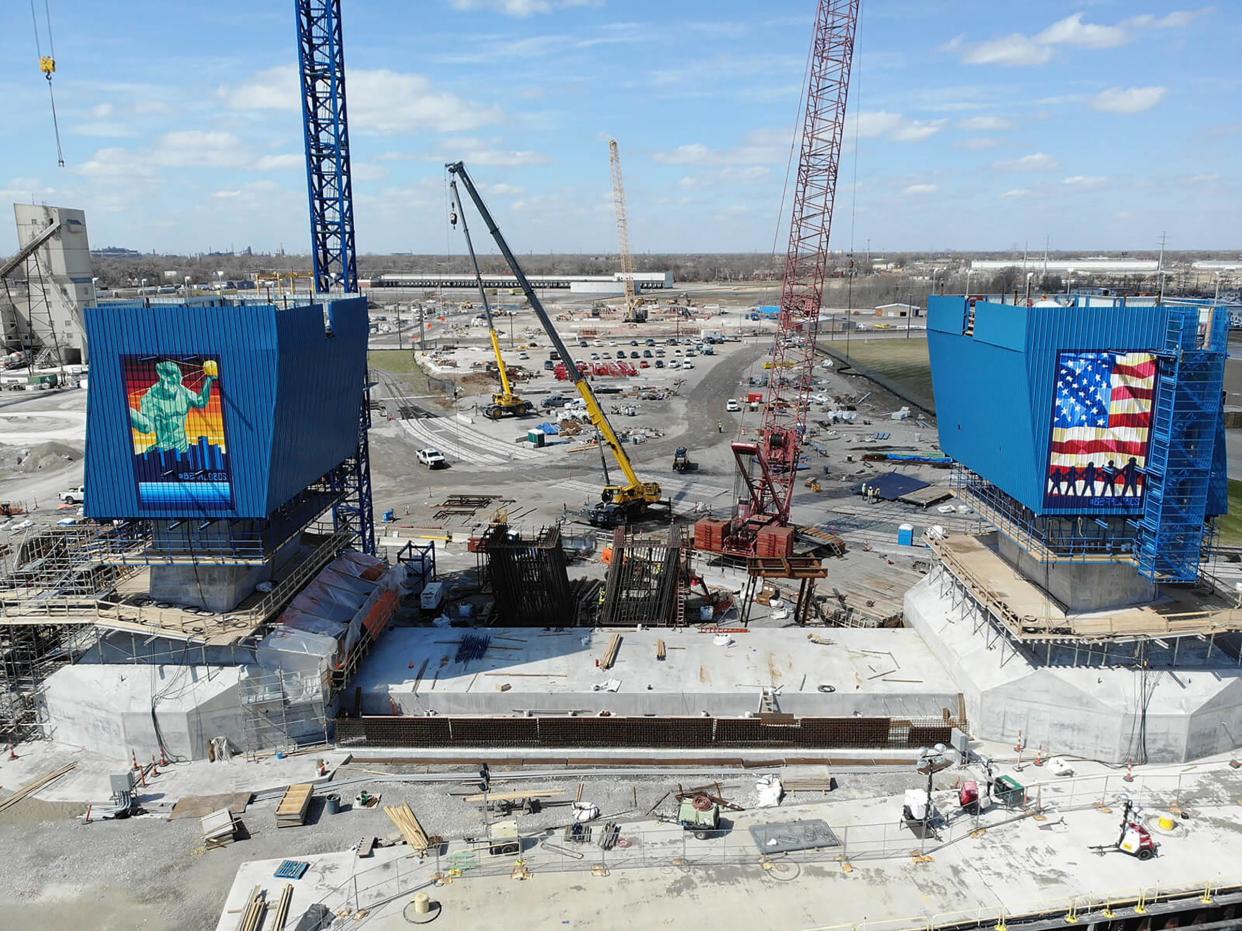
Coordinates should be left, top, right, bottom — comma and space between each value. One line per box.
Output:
929, 295, 1226, 518
83, 298, 367, 520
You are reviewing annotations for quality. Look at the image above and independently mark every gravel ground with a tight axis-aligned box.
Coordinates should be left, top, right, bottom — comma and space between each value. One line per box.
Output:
0, 761, 946, 930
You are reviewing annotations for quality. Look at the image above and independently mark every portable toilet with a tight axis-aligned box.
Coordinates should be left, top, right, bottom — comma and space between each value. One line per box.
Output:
527, 428, 546, 448
897, 523, 915, 546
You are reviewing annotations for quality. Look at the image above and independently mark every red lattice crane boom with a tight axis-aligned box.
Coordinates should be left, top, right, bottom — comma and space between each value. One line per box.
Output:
703, 0, 858, 559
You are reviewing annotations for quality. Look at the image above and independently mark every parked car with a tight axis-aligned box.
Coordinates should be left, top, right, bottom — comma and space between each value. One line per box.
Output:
726, 399, 741, 412
655, 359, 665, 368
417, 448, 447, 469
682, 360, 695, 369
59, 485, 85, 505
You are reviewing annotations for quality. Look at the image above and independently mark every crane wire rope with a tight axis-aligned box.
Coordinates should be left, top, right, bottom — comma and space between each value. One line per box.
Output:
30, 0, 65, 167
843, 3, 863, 350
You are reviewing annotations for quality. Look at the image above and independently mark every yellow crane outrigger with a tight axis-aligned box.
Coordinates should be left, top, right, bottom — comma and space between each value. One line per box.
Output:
448, 161, 664, 527
448, 178, 533, 421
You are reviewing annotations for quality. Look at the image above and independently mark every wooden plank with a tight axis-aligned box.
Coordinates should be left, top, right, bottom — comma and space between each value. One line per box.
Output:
656, 639, 666, 661
383, 802, 431, 851
0, 762, 76, 814
600, 633, 622, 670
462, 788, 564, 803
169, 791, 252, 821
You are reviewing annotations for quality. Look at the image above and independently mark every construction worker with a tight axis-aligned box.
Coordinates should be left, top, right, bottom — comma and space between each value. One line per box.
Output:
717, 420, 723, 433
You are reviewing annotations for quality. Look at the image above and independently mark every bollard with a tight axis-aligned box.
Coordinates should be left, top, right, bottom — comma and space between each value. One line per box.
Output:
1134, 889, 1148, 915
1063, 897, 1079, 924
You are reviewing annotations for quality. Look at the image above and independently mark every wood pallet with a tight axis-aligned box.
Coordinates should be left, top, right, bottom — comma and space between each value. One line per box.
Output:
275, 783, 313, 828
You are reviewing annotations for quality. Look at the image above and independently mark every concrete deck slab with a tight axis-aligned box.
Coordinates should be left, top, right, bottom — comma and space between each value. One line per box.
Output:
353, 626, 960, 719
214, 761, 1242, 931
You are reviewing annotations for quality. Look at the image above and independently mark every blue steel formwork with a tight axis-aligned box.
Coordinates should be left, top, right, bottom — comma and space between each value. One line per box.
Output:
1134, 306, 1229, 582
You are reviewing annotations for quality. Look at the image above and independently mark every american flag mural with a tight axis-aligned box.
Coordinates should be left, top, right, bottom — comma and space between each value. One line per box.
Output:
1045, 350, 1157, 506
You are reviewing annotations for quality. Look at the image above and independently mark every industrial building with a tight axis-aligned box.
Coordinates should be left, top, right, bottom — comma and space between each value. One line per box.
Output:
1, 204, 94, 366
363, 271, 673, 293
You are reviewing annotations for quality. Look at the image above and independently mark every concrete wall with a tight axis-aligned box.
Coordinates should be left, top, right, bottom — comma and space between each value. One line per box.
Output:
996, 534, 1155, 613
41, 664, 245, 761
904, 574, 1242, 763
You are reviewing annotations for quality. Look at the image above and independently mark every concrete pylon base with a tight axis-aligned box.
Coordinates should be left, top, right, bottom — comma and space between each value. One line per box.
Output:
904, 574, 1242, 763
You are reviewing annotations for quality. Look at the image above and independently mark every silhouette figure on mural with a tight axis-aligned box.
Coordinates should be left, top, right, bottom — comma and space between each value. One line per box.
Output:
1121, 457, 1141, 497
1066, 465, 1080, 496
1082, 461, 1097, 497
1100, 459, 1118, 497
1049, 467, 1065, 495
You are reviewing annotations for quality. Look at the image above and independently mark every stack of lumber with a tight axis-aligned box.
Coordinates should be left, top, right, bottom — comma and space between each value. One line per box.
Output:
234, 886, 266, 931
275, 783, 314, 828
599, 634, 622, 670
384, 802, 432, 851
270, 884, 293, 931
0, 762, 76, 814
201, 808, 238, 848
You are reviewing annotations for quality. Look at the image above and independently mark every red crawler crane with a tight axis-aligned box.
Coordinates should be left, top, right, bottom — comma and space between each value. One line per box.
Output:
697, 0, 859, 559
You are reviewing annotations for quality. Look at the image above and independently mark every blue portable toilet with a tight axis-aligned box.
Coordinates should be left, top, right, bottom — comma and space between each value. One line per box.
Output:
897, 523, 915, 546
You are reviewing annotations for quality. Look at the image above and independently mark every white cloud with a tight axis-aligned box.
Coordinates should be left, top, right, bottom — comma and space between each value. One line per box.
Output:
958, 115, 1012, 131
1090, 86, 1167, 114
1001, 188, 1032, 199
1125, 9, 1211, 30
997, 152, 1058, 171
484, 182, 525, 196
1186, 172, 1220, 184
153, 130, 250, 167
903, 184, 938, 195
963, 34, 1053, 67
852, 111, 946, 143
222, 65, 503, 135
211, 189, 242, 199
958, 138, 1001, 150
255, 153, 303, 171
90, 103, 115, 119
1062, 175, 1108, 188
653, 129, 790, 166
462, 148, 550, 166
959, 9, 1208, 67
1035, 14, 1129, 49
449, 0, 602, 17
76, 147, 155, 179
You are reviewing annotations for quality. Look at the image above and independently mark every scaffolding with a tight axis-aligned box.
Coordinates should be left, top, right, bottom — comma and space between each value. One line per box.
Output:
238, 665, 330, 758
1135, 305, 1229, 583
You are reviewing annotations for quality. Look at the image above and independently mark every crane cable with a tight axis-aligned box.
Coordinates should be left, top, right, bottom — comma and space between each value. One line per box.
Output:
30, 0, 65, 167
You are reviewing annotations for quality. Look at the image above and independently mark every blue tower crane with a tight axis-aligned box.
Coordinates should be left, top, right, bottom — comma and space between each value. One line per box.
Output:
294, 0, 375, 555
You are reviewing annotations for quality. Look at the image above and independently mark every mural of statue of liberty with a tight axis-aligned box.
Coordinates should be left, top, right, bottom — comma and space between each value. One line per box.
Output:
129, 358, 217, 453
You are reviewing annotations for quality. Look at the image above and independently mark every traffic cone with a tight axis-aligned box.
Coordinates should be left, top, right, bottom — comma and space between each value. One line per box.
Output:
6, 741, 17, 761
1033, 746, 1046, 767
159, 749, 170, 767
1122, 759, 1135, 783
131, 749, 141, 771
150, 755, 160, 778
1013, 731, 1025, 754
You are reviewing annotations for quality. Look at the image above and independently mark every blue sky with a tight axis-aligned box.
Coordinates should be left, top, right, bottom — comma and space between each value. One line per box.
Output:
1, 1, 1238, 256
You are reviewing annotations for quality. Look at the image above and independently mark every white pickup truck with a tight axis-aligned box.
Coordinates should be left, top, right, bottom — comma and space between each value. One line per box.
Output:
59, 485, 85, 505
416, 448, 447, 469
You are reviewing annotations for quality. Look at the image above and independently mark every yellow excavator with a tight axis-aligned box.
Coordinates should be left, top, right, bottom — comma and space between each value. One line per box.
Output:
448, 178, 533, 421
448, 161, 664, 527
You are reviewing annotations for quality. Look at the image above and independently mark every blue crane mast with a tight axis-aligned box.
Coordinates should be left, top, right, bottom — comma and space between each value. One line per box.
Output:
294, 0, 375, 555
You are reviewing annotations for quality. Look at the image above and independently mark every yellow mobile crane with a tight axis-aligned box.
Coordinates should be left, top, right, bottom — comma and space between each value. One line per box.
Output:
448, 161, 664, 527
448, 178, 533, 421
